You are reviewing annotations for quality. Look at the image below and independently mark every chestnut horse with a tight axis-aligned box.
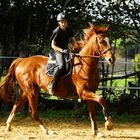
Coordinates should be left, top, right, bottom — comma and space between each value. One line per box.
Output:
0, 23, 115, 136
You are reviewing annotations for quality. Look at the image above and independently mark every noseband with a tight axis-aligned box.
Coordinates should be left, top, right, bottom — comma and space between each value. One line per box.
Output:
95, 34, 112, 57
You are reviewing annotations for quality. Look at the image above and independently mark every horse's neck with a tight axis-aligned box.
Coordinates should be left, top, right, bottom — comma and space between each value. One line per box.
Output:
79, 34, 96, 56
74, 36, 100, 79
74, 56, 99, 80
71, 30, 93, 53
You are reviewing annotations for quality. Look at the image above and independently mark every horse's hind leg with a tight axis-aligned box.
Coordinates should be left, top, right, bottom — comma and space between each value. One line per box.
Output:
26, 91, 48, 134
6, 92, 27, 131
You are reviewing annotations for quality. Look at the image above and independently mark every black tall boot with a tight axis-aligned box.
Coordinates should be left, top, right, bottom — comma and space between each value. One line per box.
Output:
47, 69, 62, 95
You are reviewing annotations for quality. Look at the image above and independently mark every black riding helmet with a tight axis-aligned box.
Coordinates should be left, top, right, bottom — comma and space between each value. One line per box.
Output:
57, 11, 69, 21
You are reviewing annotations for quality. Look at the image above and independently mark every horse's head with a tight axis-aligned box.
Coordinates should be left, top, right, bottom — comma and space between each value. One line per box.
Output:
94, 31, 115, 65
83, 22, 116, 65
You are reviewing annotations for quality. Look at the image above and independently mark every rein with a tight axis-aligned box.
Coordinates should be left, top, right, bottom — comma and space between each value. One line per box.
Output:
72, 53, 100, 58
71, 34, 111, 59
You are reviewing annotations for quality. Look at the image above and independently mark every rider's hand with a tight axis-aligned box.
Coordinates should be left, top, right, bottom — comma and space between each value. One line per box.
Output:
62, 49, 69, 54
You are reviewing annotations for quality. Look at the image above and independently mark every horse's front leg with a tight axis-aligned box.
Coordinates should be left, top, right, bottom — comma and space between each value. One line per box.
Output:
82, 89, 113, 131
87, 101, 98, 136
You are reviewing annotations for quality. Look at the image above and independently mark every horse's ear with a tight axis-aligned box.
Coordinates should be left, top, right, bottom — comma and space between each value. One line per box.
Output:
101, 25, 110, 35
87, 22, 94, 28
105, 25, 110, 31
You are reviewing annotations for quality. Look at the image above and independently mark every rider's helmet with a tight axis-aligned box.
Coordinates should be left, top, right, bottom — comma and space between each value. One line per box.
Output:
57, 11, 69, 22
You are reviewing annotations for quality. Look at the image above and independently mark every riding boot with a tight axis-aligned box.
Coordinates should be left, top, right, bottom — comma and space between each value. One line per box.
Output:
47, 69, 62, 95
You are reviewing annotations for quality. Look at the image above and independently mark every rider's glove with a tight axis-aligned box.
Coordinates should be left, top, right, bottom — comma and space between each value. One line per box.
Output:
62, 49, 69, 54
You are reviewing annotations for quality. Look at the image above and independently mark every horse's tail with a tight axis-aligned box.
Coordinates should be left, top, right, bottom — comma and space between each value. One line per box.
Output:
0, 58, 23, 101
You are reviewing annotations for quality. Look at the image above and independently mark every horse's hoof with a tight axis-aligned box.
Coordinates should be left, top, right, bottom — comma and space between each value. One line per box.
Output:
5, 127, 11, 132
105, 123, 113, 130
97, 132, 104, 138
105, 116, 113, 130
92, 130, 103, 138
47, 130, 55, 135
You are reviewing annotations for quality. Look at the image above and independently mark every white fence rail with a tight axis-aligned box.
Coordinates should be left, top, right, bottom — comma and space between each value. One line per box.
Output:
0, 56, 140, 91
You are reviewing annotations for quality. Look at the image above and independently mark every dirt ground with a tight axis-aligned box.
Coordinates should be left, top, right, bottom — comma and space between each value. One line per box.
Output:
0, 116, 140, 140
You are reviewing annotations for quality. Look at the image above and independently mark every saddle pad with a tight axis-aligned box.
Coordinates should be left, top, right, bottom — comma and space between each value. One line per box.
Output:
46, 52, 72, 77
46, 63, 58, 76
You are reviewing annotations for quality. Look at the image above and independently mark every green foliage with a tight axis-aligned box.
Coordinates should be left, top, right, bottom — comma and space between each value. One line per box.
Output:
113, 113, 140, 123
133, 53, 140, 71
0, 0, 92, 56
89, 0, 140, 58
98, 77, 138, 102
112, 35, 139, 58
0, 0, 140, 57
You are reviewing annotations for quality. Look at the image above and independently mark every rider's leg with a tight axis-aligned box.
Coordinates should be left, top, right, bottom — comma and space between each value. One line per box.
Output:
48, 52, 65, 90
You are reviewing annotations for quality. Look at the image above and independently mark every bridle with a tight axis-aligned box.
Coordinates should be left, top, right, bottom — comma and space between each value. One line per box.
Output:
95, 34, 112, 57
73, 34, 112, 58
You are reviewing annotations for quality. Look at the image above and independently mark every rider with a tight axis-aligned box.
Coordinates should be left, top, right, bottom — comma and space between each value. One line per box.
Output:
48, 11, 77, 94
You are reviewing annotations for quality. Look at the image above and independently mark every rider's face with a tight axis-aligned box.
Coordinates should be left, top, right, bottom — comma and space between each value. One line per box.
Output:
58, 19, 68, 30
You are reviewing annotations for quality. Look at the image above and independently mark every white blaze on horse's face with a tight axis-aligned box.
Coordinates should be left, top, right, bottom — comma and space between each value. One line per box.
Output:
104, 37, 110, 48
102, 37, 115, 65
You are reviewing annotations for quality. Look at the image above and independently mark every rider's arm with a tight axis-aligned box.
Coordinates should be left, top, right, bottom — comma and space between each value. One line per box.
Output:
51, 40, 63, 53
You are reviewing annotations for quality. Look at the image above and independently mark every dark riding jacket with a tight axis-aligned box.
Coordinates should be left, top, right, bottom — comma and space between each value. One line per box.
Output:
50, 26, 74, 49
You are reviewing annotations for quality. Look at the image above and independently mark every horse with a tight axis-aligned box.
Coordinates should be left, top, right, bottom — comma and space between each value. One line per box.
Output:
0, 22, 115, 136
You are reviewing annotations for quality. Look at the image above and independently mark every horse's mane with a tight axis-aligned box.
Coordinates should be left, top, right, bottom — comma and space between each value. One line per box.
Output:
71, 22, 109, 53
83, 22, 109, 41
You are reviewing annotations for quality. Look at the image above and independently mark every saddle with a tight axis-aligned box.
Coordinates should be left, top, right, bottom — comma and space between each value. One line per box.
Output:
46, 51, 73, 77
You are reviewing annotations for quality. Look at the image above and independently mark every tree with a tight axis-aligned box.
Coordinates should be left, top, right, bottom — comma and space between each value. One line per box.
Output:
89, 0, 140, 37
0, 0, 92, 54
0, 0, 92, 74
89, 0, 140, 57
0, 0, 140, 73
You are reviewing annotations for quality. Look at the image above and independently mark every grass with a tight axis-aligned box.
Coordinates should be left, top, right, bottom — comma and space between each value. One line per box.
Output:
1, 107, 140, 126
37, 107, 140, 123
114, 113, 140, 123
43, 109, 140, 123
